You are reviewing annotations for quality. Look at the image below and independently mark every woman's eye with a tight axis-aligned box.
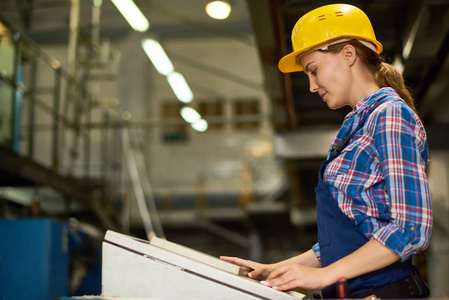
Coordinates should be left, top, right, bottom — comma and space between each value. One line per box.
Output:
311, 69, 317, 75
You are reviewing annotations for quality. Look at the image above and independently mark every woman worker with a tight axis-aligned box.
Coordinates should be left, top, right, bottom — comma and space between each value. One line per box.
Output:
221, 3, 432, 298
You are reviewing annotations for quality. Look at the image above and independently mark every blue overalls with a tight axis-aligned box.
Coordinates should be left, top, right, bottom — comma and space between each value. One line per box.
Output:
315, 98, 412, 298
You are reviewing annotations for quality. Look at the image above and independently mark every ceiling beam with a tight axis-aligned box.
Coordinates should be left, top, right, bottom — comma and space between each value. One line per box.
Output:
246, 0, 296, 131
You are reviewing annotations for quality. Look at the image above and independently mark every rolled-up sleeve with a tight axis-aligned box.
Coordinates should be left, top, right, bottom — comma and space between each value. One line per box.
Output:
312, 242, 321, 263
372, 103, 432, 261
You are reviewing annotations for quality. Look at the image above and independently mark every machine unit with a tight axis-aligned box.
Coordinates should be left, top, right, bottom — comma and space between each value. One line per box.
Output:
102, 230, 304, 300
0, 218, 69, 300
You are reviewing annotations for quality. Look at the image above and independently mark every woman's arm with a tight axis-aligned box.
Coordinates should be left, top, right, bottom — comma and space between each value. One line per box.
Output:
324, 238, 400, 284
264, 239, 399, 291
372, 103, 432, 260
274, 249, 322, 268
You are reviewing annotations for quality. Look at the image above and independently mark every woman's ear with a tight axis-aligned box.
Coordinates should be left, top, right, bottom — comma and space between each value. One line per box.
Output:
342, 45, 356, 66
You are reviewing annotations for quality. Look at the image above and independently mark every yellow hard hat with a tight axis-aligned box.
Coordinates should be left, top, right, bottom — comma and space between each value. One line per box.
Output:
278, 3, 383, 73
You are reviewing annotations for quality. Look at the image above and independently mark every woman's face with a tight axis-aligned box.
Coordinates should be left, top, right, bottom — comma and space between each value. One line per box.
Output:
300, 48, 354, 109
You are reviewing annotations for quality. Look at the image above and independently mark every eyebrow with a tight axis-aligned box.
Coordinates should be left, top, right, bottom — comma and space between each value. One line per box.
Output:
305, 62, 313, 73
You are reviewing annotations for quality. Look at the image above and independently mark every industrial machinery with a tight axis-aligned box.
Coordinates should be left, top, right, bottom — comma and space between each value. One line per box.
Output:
102, 230, 304, 299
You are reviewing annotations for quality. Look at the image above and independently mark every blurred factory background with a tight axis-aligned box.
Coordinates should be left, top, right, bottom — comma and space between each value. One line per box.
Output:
0, 0, 448, 299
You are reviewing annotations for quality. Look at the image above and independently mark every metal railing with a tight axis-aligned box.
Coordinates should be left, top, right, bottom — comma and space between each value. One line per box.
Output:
0, 17, 124, 226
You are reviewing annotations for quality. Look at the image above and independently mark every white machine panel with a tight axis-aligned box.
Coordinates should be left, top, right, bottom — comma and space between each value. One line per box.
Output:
102, 230, 303, 300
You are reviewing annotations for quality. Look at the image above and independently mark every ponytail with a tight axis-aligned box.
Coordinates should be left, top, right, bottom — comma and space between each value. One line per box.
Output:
376, 62, 417, 113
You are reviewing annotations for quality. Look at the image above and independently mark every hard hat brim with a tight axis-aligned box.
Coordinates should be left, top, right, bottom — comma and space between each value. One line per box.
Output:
278, 37, 383, 74
278, 51, 303, 73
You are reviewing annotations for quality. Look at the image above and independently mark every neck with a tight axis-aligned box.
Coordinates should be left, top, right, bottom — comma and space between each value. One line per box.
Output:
348, 64, 380, 107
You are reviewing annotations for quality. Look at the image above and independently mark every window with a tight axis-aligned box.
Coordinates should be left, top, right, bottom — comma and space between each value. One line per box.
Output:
233, 99, 260, 130
198, 100, 223, 130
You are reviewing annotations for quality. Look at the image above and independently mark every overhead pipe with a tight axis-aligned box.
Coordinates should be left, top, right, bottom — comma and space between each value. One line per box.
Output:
64, 0, 81, 176
67, 0, 79, 79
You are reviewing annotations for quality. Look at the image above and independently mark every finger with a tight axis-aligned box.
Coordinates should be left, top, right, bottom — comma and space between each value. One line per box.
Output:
262, 274, 297, 292
248, 270, 266, 280
220, 257, 256, 272
220, 256, 245, 265
237, 260, 255, 270
219, 256, 236, 262
263, 267, 298, 290
265, 275, 292, 288
271, 280, 300, 292
266, 265, 289, 281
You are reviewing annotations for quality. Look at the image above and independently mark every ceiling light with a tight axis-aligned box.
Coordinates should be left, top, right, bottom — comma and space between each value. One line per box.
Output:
111, 0, 149, 32
192, 119, 208, 132
206, 1, 231, 20
180, 107, 201, 123
141, 39, 174, 76
167, 72, 193, 103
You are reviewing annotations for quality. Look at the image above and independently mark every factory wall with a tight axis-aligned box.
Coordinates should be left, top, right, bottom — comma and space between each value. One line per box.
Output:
35, 30, 285, 213
427, 150, 449, 297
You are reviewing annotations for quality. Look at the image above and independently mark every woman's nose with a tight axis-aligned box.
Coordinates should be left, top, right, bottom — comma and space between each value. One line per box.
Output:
309, 78, 318, 93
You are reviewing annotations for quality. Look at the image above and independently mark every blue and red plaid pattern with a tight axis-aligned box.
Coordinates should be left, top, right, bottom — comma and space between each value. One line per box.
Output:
313, 88, 432, 262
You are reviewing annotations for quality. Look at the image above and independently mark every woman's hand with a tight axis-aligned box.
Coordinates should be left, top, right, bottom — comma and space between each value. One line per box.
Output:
260, 239, 401, 292
262, 264, 331, 291
220, 256, 275, 280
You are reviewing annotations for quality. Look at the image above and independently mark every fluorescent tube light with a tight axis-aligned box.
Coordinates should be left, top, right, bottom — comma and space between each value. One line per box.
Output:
180, 107, 201, 123
142, 39, 174, 76
167, 72, 193, 103
111, 0, 149, 32
192, 119, 208, 132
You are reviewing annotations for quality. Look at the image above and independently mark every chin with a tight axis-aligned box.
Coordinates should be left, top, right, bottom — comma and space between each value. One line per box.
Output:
326, 103, 340, 110
327, 102, 349, 110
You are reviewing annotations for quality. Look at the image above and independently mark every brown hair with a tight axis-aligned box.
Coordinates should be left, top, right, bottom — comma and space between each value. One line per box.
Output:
324, 40, 417, 113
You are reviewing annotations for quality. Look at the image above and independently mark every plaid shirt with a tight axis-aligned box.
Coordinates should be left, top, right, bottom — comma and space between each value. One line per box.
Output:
313, 88, 432, 262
